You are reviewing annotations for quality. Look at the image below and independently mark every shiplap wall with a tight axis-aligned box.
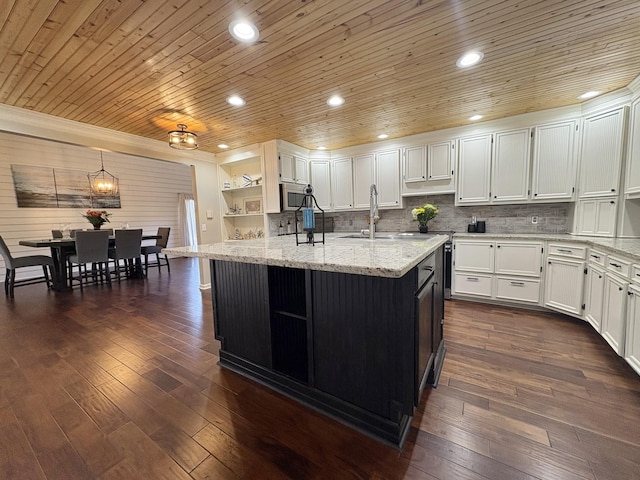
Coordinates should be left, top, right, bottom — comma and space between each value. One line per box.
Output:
0, 131, 194, 281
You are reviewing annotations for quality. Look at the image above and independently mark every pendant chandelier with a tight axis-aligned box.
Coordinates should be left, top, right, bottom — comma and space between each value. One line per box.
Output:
88, 151, 119, 196
168, 124, 198, 150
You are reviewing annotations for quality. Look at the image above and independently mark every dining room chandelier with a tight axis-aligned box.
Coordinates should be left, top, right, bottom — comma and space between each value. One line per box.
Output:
168, 124, 199, 150
88, 151, 119, 196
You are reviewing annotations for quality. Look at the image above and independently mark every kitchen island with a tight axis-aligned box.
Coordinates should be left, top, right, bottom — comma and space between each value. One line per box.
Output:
164, 233, 448, 447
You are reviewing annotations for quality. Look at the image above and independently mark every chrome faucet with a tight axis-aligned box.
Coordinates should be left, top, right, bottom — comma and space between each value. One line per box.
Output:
369, 183, 379, 240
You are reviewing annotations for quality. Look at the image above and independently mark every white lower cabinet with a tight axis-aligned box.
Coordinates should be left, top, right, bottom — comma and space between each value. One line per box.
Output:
454, 272, 493, 297
495, 276, 541, 303
601, 255, 631, 356
544, 254, 585, 316
625, 284, 640, 375
584, 264, 606, 331
453, 239, 542, 305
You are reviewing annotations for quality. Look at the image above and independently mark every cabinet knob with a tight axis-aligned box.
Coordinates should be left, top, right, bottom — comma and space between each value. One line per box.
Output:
610, 201, 615, 204
619, 287, 623, 291
611, 188, 616, 192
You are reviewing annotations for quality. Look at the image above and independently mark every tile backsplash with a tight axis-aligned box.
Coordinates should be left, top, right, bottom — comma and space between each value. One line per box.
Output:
267, 194, 570, 236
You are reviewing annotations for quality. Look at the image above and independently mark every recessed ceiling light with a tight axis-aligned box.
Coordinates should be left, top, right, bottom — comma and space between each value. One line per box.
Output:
228, 20, 259, 43
218, 144, 229, 149
578, 90, 600, 99
469, 114, 483, 121
377, 134, 388, 139
227, 95, 245, 106
456, 51, 484, 68
327, 95, 344, 107
317, 146, 327, 150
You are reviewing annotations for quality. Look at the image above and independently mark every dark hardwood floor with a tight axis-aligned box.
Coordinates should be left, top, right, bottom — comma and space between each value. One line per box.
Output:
1, 257, 639, 479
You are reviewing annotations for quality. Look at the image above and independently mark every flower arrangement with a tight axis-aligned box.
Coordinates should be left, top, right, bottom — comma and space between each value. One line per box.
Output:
82, 209, 111, 229
411, 203, 439, 227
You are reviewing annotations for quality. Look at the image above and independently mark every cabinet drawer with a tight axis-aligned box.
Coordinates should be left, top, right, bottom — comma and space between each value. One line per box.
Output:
454, 273, 492, 297
548, 244, 587, 259
495, 277, 540, 304
607, 255, 631, 279
588, 249, 607, 267
632, 265, 640, 285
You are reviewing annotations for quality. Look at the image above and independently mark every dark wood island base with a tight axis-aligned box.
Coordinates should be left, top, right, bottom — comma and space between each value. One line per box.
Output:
210, 244, 446, 448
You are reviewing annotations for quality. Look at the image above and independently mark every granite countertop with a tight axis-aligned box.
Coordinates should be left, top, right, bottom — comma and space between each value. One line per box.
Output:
163, 233, 449, 278
453, 233, 640, 262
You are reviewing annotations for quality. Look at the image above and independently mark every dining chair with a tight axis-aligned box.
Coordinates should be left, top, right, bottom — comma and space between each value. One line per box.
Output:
67, 230, 111, 291
109, 229, 143, 282
0, 235, 54, 298
141, 227, 171, 276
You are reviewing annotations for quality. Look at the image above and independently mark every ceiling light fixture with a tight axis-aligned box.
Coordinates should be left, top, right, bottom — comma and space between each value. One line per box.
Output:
377, 134, 388, 139
317, 146, 327, 150
229, 20, 259, 43
227, 95, 245, 106
456, 51, 484, 68
579, 90, 601, 99
168, 124, 199, 150
469, 114, 483, 121
218, 144, 229, 149
88, 150, 119, 197
327, 95, 345, 107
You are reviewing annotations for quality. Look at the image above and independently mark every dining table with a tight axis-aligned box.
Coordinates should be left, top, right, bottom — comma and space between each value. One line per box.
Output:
19, 234, 161, 291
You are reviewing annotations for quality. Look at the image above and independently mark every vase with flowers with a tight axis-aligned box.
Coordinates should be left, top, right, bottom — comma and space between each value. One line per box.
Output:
82, 209, 111, 229
411, 203, 438, 233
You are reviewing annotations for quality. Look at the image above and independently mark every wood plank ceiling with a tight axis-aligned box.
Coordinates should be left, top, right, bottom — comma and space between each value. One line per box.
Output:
1, 0, 640, 153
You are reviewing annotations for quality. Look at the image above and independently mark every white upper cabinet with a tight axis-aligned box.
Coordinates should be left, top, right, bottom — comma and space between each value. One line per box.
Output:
309, 160, 331, 210
331, 157, 354, 211
575, 197, 617, 237
491, 128, 531, 203
354, 150, 401, 209
578, 107, 627, 197
456, 134, 492, 205
279, 152, 308, 184
531, 120, 578, 201
375, 150, 401, 207
403, 145, 427, 183
353, 153, 375, 209
625, 98, 640, 198
401, 140, 455, 196
428, 142, 453, 181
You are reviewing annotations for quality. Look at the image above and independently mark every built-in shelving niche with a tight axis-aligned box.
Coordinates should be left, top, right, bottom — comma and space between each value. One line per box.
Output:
268, 266, 311, 384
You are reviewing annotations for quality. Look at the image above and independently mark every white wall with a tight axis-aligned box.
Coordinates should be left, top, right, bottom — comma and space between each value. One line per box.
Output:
0, 104, 221, 288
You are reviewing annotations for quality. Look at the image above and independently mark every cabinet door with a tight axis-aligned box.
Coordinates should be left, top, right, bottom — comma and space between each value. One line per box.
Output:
602, 273, 628, 355
544, 257, 585, 316
428, 141, 452, 181
579, 107, 626, 197
376, 150, 401, 208
494, 242, 542, 277
279, 153, 295, 183
457, 134, 492, 204
454, 240, 495, 273
531, 120, 577, 201
332, 157, 353, 210
584, 265, 606, 331
575, 197, 617, 236
295, 156, 308, 184
625, 98, 640, 197
403, 145, 427, 183
491, 128, 531, 203
212, 261, 271, 367
625, 285, 640, 375
353, 153, 375, 209
309, 160, 331, 210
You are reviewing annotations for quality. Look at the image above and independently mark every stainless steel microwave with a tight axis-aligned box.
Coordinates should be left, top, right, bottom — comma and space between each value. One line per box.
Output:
280, 183, 307, 211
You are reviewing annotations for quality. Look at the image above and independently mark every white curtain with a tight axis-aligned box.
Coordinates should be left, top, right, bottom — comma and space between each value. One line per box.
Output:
178, 193, 197, 247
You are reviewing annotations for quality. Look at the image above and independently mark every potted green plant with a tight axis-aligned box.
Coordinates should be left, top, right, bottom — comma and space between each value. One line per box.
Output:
411, 203, 438, 233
